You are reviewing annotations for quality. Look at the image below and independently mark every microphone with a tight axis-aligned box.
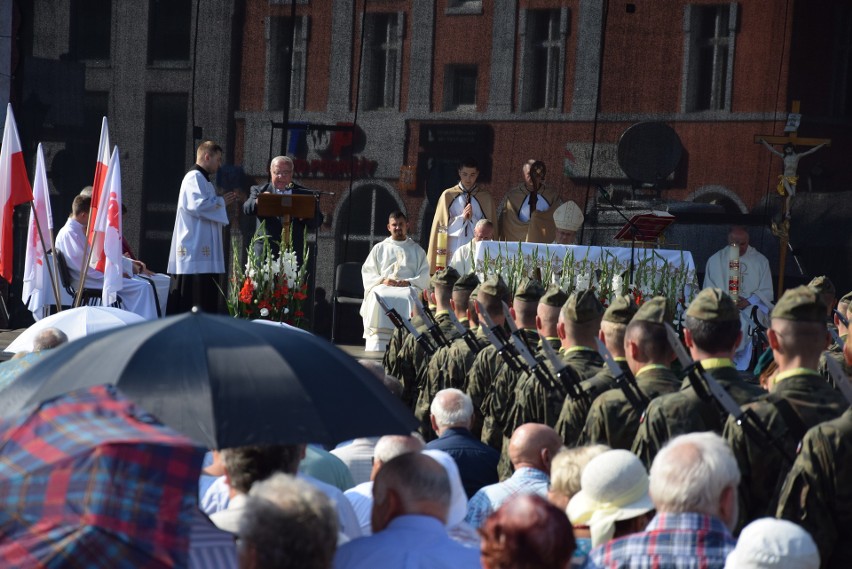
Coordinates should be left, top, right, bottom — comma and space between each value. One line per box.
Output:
597, 185, 611, 202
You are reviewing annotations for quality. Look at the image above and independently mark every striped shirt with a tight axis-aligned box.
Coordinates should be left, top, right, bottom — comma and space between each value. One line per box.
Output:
464, 467, 549, 529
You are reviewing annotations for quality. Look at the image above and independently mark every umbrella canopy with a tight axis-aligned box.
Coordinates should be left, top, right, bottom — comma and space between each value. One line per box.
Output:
0, 385, 204, 568
0, 311, 416, 449
5, 306, 145, 354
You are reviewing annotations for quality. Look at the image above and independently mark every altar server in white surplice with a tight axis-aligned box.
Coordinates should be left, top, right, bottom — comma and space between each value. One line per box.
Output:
360, 211, 430, 352
703, 226, 774, 369
55, 194, 159, 320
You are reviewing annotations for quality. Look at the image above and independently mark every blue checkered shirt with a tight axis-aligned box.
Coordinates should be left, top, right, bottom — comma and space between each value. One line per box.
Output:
584, 512, 735, 569
464, 467, 549, 529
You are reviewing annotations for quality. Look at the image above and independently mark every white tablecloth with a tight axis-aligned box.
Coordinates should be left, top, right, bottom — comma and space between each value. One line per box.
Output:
474, 242, 696, 273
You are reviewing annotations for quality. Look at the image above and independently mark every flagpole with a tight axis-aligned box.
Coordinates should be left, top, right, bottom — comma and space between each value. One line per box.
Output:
47, 228, 62, 311
73, 237, 95, 308
30, 201, 63, 312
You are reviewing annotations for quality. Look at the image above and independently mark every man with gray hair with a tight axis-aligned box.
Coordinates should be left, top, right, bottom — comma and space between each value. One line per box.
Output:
449, 218, 493, 275
425, 388, 499, 497
333, 453, 481, 569
243, 155, 321, 263
343, 434, 424, 536
584, 432, 739, 569
239, 473, 338, 569
32, 327, 68, 351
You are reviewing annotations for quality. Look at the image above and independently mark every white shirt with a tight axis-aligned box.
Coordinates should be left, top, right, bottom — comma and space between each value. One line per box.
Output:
446, 185, 485, 260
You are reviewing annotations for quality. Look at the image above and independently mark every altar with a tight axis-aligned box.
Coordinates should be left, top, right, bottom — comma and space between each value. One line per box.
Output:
473, 241, 697, 304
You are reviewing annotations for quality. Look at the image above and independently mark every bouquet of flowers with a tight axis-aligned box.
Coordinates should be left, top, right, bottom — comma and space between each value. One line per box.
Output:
226, 223, 310, 328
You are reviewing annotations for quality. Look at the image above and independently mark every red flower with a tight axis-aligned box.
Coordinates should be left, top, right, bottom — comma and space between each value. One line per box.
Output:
294, 310, 305, 318
293, 291, 307, 301
239, 278, 254, 304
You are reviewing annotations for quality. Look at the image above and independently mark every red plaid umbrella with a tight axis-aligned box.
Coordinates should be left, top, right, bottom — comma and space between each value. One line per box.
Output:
0, 385, 205, 568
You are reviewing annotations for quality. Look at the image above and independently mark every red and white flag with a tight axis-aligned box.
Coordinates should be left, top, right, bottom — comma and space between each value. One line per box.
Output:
91, 147, 123, 306
0, 104, 34, 283
22, 143, 54, 314
87, 116, 110, 242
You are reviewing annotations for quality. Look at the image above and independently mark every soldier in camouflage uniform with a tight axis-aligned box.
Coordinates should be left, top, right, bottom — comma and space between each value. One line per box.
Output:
397, 267, 460, 422
416, 271, 480, 439
464, 275, 511, 448
578, 297, 680, 450
383, 286, 429, 408
632, 288, 765, 468
507, 285, 574, 430
777, 407, 852, 568
482, 278, 545, 477
818, 285, 851, 382
554, 294, 635, 445
723, 286, 848, 530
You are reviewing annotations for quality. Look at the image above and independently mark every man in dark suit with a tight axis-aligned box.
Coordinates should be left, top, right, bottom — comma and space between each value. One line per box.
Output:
243, 155, 321, 264
425, 388, 500, 497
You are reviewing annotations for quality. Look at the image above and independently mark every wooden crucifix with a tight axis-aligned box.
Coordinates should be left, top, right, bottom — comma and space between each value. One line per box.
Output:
754, 100, 831, 298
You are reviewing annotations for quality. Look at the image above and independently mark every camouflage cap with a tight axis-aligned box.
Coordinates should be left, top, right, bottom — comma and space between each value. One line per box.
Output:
453, 272, 480, 292
470, 284, 480, 299
772, 285, 827, 323
633, 296, 670, 324
807, 275, 836, 297
562, 289, 604, 323
478, 274, 509, 300
603, 294, 638, 324
430, 266, 460, 288
839, 290, 852, 307
540, 284, 569, 308
685, 288, 739, 322
514, 278, 546, 303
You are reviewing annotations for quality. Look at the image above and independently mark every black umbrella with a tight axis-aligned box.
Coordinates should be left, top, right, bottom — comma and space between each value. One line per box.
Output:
0, 311, 416, 449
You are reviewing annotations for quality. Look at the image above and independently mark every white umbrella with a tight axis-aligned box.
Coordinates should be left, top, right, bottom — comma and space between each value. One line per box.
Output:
5, 306, 145, 354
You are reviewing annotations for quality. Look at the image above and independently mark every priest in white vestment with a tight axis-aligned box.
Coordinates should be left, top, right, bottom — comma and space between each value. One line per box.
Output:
360, 211, 430, 352
55, 195, 159, 320
449, 218, 493, 277
703, 226, 774, 369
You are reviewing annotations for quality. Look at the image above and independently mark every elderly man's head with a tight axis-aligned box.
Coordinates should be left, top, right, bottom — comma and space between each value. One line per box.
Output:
370, 453, 451, 533
238, 473, 337, 569
508, 423, 564, 475
474, 219, 494, 242
649, 432, 740, 530
269, 156, 295, 190
32, 327, 68, 351
430, 389, 474, 435
370, 434, 424, 481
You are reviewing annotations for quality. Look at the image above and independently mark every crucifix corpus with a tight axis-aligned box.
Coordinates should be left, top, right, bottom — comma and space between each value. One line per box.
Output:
753, 100, 831, 297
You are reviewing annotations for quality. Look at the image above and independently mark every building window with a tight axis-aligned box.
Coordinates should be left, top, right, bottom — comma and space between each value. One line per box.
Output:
832, 6, 852, 116
683, 3, 737, 112
518, 9, 568, 112
70, 0, 111, 61
148, 0, 192, 63
360, 12, 404, 111
443, 65, 478, 111
266, 16, 310, 111
334, 184, 404, 265
446, 1, 482, 15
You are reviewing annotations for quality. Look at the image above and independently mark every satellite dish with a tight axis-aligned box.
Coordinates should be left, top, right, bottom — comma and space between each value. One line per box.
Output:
617, 122, 683, 185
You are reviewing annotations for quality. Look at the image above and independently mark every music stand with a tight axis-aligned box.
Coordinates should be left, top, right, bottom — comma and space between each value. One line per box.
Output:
614, 211, 675, 285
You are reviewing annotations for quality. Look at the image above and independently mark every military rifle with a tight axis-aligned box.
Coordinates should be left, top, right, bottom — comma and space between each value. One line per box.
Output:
824, 356, 852, 407
474, 300, 524, 373
446, 308, 482, 356
595, 338, 649, 414
501, 301, 560, 389
834, 308, 849, 328
410, 295, 450, 349
664, 323, 795, 464
375, 293, 436, 356
538, 336, 589, 404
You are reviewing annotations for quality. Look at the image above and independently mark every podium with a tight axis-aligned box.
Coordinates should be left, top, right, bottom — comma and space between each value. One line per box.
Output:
257, 193, 316, 219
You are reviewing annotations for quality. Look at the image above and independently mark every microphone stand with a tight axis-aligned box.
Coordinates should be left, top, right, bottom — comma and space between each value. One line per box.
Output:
598, 186, 640, 286
299, 186, 335, 333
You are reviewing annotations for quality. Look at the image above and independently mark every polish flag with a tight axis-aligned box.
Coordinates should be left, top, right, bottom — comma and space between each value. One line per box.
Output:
87, 116, 110, 242
22, 143, 54, 314
92, 147, 123, 306
0, 104, 35, 283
